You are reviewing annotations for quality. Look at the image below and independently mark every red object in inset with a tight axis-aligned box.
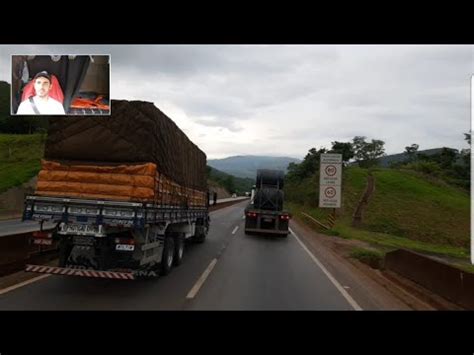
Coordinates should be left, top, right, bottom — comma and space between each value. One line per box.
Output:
21, 74, 64, 104
70, 96, 110, 110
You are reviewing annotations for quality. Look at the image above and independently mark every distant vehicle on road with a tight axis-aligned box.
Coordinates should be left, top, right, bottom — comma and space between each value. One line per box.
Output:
244, 169, 290, 237
232, 193, 237, 198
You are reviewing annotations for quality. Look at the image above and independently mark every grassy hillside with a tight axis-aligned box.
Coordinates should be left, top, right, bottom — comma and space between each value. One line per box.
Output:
0, 134, 45, 193
285, 167, 470, 259
363, 169, 469, 247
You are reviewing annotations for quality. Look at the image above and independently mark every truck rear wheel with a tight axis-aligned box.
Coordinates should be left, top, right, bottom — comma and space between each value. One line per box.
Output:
193, 232, 206, 243
58, 237, 72, 267
173, 234, 185, 266
160, 236, 175, 276
193, 218, 209, 243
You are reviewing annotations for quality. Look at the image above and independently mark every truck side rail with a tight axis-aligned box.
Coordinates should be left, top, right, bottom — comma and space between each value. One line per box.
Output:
23, 194, 208, 229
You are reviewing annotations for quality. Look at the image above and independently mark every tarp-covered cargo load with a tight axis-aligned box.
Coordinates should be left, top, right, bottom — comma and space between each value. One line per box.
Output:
35, 159, 207, 207
44, 100, 207, 191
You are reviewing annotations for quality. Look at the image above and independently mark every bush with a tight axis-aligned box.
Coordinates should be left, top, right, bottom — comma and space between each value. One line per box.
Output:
324, 229, 341, 237
403, 161, 442, 176
350, 247, 384, 269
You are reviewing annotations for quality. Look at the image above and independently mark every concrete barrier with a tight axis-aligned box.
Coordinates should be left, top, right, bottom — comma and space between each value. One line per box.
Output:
385, 249, 474, 310
209, 197, 249, 211
0, 229, 57, 277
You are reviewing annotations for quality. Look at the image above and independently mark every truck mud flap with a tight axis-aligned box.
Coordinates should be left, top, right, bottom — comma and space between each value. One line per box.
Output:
25, 264, 135, 280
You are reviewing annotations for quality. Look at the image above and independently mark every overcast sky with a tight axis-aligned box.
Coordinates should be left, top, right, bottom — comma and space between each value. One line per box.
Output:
1, 45, 472, 159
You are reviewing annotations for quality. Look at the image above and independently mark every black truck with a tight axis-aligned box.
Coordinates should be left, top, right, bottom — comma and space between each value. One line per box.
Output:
244, 169, 290, 236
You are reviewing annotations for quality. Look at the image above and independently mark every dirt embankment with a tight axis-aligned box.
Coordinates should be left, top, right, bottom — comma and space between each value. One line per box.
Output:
208, 180, 230, 199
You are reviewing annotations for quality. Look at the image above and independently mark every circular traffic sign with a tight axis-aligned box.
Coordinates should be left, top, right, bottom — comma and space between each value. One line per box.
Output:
324, 186, 337, 199
325, 164, 337, 176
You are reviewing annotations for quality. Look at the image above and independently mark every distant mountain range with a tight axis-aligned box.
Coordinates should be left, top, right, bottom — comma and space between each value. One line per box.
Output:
207, 155, 301, 179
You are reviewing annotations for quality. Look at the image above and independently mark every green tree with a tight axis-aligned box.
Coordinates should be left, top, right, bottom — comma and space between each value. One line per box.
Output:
352, 136, 385, 168
330, 141, 354, 165
404, 144, 419, 161
462, 131, 471, 167
286, 147, 328, 181
223, 175, 235, 194
352, 136, 367, 162
438, 148, 458, 169
464, 132, 471, 145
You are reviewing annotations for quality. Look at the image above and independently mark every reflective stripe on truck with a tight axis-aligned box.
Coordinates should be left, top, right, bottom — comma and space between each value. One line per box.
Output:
25, 264, 135, 280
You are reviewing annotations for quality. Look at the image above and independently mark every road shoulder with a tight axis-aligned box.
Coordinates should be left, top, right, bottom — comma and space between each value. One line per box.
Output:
290, 219, 435, 310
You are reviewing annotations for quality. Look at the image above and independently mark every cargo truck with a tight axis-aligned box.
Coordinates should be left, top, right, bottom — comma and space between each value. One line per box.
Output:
23, 100, 210, 280
244, 169, 290, 236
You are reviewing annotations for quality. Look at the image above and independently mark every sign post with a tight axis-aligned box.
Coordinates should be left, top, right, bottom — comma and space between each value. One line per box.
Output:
319, 153, 342, 209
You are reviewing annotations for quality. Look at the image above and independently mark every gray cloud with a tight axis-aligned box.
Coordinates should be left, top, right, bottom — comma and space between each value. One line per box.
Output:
0, 45, 472, 159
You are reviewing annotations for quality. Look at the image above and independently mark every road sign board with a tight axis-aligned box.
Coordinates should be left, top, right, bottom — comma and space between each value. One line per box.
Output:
321, 154, 342, 164
320, 163, 342, 186
319, 153, 342, 208
319, 185, 341, 208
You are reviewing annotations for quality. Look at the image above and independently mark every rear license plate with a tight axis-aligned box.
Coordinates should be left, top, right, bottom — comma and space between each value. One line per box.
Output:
116, 244, 135, 251
33, 239, 52, 245
263, 218, 273, 222
64, 224, 99, 234
73, 235, 94, 246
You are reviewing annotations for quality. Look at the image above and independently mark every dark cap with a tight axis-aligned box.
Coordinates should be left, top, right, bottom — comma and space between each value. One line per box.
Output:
33, 71, 52, 83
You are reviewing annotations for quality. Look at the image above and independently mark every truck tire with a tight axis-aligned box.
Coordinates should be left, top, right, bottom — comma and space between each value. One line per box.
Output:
173, 234, 185, 266
193, 231, 206, 243
160, 236, 175, 276
58, 237, 73, 267
193, 218, 209, 243
256, 169, 285, 189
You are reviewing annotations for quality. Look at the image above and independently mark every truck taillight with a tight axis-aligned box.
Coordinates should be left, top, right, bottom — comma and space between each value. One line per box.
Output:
246, 212, 257, 218
279, 215, 290, 221
114, 238, 135, 245
32, 231, 52, 239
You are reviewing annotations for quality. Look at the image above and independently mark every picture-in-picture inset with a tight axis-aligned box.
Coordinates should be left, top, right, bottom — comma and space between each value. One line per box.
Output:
11, 55, 110, 116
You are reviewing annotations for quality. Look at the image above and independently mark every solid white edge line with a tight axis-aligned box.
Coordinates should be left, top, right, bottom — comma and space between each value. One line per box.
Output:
232, 226, 239, 235
289, 227, 363, 311
186, 258, 218, 299
0, 274, 51, 296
